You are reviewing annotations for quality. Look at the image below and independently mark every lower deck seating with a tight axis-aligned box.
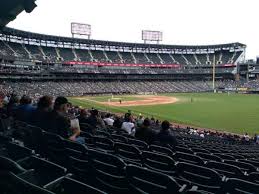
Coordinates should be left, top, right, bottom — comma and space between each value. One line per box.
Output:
1, 119, 259, 194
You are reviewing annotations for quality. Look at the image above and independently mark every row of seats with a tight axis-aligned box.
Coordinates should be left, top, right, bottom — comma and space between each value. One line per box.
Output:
1, 120, 259, 194
1, 134, 259, 194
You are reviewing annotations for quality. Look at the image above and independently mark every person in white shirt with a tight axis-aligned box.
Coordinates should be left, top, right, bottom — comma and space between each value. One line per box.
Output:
103, 113, 114, 126
243, 133, 250, 142
121, 113, 135, 136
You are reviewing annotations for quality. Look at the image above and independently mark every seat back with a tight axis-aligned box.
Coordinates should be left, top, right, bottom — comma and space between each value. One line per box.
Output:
6, 142, 34, 161
93, 136, 114, 152
149, 144, 174, 156
45, 177, 106, 194
173, 146, 193, 154
0, 171, 55, 194
142, 151, 176, 175
24, 125, 45, 153
196, 152, 222, 162
248, 172, 259, 184
128, 138, 148, 150
224, 160, 257, 174
89, 149, 128, 193
221, 178, 259, 194
126, 164, 182, 194
174, 152, 204, 165
214, 153, 235, 161
191, 147, 211, 154
206, 161, 244, 179
111, 134, 128, 143
176, 162, 222, 193
0, 156, 26, 174
63, 139, 88, 159
114, 142, 142, 165
43, 132, 66, 164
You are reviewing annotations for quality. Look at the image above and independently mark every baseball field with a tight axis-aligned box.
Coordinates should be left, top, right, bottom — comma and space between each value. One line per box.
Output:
68, 93, 259, 135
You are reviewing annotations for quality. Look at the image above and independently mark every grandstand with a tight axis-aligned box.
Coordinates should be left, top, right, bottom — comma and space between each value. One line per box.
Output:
0, 27, 250, 96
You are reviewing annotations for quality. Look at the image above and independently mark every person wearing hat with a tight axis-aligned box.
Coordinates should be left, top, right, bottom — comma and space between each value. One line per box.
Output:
45, 96, 83, 143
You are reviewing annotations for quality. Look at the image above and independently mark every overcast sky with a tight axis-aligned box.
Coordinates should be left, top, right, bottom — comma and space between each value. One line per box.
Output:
7, 0, 259, 59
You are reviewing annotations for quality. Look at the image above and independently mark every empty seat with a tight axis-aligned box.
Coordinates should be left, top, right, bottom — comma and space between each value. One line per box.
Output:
88, 149, 128, 193
0, 171, 55, 194
95, 130, 111, 138
248, 172, 259, 184
191, 147, 211, 154
149, 144, 174, 156
0, 156, 26, 174
206, 161, 244, 179
111, 134, 128, 143
142, 151, 176, 175
63, 139, 88, 159
220, 178, 259, 194
5, 142, 34, 161
128, 138, 148, 150
45, 176, 106, 194
24, 125, 45, 154
93, 136, 114, 152
224, 160, 257, 174
240, 159, 259, 168
114, 142, 142, 165
174, 152, 204, 166
43, 132, 67, 165
196, 152, 222, 162
214, 153, 235, 161
126, 164, 184, 194
80, 131, 95, 147
175, 162, 222, 193
17, 156, 67, 187
173, 146, 194, 154
66, 151, 91, 183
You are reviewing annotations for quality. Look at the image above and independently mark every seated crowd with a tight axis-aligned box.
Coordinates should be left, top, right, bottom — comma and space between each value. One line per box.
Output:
1, 93, 178, 146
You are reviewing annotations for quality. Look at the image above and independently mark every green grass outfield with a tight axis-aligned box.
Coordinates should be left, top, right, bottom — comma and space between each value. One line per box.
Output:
68, 93, 259, 135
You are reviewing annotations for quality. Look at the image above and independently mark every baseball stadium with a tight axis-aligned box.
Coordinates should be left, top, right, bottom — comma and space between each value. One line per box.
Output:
1, 0, 259, 193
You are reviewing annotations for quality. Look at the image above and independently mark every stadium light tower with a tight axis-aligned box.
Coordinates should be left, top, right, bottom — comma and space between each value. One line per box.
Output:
142, 30, 163, 44
71, 22, 91, 39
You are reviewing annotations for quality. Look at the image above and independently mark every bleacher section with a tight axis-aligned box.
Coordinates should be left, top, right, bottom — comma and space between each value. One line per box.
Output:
1, 116, 259, 194
0, 80, 212, 98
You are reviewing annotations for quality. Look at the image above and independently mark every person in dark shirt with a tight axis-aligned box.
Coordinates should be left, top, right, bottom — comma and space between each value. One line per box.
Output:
45, 97, 81, 142
78, 109, 88, 124
135, 118, 156, 144
15, 95, 36, 122
85, 109, 105, 129
30, 95, 53, 129
156, 120, 177, 146
6, 94, 20, 118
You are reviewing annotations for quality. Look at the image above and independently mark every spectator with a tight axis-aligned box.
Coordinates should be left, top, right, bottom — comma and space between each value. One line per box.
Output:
45, 96, 83, 143
156, 120, 177, 146
121, 113, 135, 136
136, 114, 144, 127
85, 109, 106, 129
103, 113, 114, 126
6, 94, 20, 117
78, 109, 88, 124
15, 95, 36, 122
113, 115, 123, 129
30, 95, 53, 129
135, 118, 156, 144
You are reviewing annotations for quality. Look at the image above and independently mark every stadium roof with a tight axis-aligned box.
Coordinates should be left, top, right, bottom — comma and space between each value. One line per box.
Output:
0, 0, 37, 29
1, 27, 246, 51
